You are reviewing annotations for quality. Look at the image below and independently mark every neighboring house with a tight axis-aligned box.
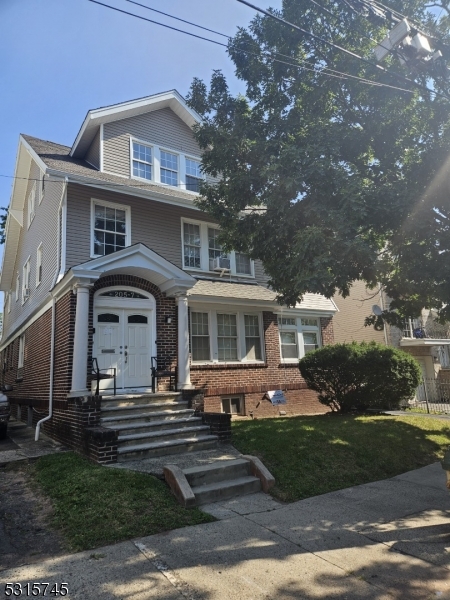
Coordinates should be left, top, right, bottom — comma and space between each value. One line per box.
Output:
0, 90, 337, 460
333, 281, 450, 385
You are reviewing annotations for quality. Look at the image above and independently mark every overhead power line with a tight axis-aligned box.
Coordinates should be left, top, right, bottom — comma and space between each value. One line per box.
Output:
86, 0, 415, 95
236, 0, 449, 99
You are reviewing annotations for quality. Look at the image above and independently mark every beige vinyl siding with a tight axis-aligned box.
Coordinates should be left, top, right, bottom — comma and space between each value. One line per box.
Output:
103, 108, 201, 177
2, 162, 62, 341
65, 183, 269, 287
332, 280, 386, 344
85, 129, 100, 169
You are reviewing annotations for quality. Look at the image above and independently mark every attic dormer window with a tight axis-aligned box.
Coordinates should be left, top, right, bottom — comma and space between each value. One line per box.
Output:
132, 142, 152, 180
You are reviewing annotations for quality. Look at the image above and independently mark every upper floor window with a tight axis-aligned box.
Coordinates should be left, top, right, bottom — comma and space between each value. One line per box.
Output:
186, 158, 202, 192
39, 170, 45, 205
91, 199, 131, 257
15, 273, 20, 302
160, 150, 178, 186
182, 219, 254, 277
130, 138, 203, 193
277, 316, 321, 362
36, 244, 43, 286
18, 334, 25, 369
132, 142, 152, 180
27, 183, 36, 228
22, 257, 31, 304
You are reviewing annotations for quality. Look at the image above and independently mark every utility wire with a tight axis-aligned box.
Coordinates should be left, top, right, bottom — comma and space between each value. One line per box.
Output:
87, 0, 415, 94
123, 0, 229, 38
236, 0, 449, 99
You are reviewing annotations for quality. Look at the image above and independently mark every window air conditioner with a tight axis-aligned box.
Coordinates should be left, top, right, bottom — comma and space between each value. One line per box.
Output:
213, 256, 231, 271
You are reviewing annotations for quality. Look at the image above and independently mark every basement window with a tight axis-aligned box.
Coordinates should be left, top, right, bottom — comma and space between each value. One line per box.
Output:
221, 396, 244, 415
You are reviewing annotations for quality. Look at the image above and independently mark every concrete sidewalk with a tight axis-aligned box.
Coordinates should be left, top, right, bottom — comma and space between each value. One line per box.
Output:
0, 419, 66, 466
1, 463, 449, 599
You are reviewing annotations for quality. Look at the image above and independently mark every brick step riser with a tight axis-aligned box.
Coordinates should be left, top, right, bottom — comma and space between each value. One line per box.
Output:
185, 463, 251, 487
117, 426, 211, 448
114, 418, 203, 436
100, 402, 189, 419
193, 478, 262, 506
117, 439, 218, 462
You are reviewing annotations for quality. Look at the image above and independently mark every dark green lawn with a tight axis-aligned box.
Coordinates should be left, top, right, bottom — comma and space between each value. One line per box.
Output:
32, 452, 214, 552
232, 414, 450, 502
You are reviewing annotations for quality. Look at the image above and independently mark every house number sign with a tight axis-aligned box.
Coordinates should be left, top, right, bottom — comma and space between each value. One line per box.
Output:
99, 291, 147, 299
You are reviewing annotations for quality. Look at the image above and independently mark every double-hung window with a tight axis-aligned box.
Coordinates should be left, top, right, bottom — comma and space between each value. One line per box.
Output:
185, 158, 202, 192
217, 314, 238, 361
132, 142, 152, 180
182, 219, 254, 277
28, 183, 36, 228
92, 200, 130, 257
190, 309, 264, 363
183, 222, 201, 269
18, 335, 25, 369
160, 150, 178, 186
191, 312, 210, 361
22, 258, 31, 304
278, 316, 321, 361
36, 244, 43, 286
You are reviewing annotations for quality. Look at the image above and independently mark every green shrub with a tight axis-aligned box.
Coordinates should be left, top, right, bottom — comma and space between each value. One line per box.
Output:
298, 342, 421, 413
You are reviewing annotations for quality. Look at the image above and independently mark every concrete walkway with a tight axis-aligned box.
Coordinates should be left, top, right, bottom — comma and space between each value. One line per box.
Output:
1, 462, 449, 599
0, 418, 66, 466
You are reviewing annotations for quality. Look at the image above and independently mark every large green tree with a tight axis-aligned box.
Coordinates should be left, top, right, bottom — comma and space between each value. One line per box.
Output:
187, 0, 450, 327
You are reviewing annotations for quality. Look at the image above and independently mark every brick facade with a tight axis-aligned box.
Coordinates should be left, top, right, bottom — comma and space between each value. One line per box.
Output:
1, 273, 334, 459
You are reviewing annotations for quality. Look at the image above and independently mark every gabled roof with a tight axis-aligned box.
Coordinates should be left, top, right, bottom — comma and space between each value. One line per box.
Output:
70, 89, 202, 159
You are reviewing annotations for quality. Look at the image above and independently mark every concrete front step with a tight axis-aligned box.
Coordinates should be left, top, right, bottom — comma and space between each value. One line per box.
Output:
101, 400, 188, 418
100, 403, 190, 424
191, 476, 262, 505
113, 416, 202, 435
117, 435, 219, 461
101, 392, 181, 408
118, 425, 211, 447
101, 409, 195, 428
183, 458, 251, 487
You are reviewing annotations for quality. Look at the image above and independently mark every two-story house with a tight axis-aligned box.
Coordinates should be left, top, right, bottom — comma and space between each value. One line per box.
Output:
0, 90, 337, 462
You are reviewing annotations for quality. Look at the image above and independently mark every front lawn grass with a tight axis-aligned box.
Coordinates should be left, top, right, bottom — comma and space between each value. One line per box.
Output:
232, 415, 450, 502
31, 452, 215, 552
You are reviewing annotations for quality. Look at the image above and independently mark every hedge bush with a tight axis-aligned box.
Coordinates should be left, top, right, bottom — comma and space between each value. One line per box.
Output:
298, 342, 421, 413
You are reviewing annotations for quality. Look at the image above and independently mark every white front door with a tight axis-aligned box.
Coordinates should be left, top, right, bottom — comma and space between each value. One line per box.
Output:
94, 309, 152, 390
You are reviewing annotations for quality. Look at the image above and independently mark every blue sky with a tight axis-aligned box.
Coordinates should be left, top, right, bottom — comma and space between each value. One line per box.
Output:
0, 0, 280, 275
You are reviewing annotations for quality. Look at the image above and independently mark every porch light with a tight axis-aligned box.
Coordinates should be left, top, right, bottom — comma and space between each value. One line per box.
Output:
165, 316, 172, 324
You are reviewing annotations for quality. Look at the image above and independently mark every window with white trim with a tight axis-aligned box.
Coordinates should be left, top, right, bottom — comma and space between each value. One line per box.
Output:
222, 396, 244, 415
181, 219, 254, 277
191, 312, 210, 361
7, 291, 11, 314
160, 150, 178, 186
129, 138, 204, 193
278, 316, 321, 361
132, 141, 152, 180
185, 158, 202, 192
36, 244, 43, 286
28, 183, 36, 228
217, 313, 238, 361
91, 200, 130, 257
39, 171, 45, 204
22, 258, 31, 304
18, 335, 25, 369
15, 273, 20, 302
190, 309, 264, 363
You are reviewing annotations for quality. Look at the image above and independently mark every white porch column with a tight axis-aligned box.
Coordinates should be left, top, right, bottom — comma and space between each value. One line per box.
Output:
69, 283, 92, 397
176, 294, 193, 389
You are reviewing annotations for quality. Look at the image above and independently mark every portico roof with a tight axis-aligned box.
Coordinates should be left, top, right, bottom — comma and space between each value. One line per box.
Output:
53, 243, 196, 298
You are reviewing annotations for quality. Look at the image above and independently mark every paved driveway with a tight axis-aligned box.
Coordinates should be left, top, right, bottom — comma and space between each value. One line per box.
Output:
1, 462, 449, 599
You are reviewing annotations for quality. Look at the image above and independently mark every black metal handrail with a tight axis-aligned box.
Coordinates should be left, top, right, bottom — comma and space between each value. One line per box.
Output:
91, 357, 116, 396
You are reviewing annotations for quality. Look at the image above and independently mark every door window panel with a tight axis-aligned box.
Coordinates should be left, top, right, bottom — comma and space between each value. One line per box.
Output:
128, 315, 148, 324
98, 313, 120, 323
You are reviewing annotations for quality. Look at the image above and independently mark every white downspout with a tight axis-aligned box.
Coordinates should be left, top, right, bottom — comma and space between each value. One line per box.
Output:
35, 296, 56, 441
53, 177, 68, 288
36, 177, 67, 441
